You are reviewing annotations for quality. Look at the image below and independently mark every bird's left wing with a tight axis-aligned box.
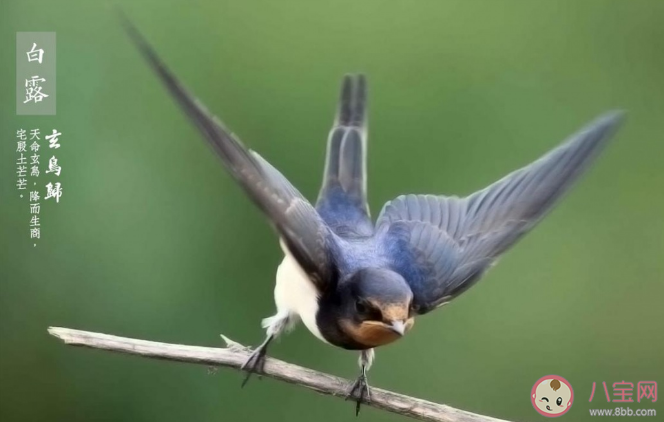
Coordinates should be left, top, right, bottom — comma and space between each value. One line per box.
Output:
376, 112, 624, 314
121, 17, 335, 289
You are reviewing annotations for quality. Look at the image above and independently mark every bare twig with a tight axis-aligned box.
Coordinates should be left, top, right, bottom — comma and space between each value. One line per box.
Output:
48, 327, 510, 422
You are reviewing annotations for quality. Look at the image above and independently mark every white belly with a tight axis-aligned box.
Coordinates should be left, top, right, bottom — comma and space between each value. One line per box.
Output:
274, 242, 328, 343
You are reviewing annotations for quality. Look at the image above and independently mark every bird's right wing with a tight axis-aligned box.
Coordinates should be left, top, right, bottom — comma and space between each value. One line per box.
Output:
121, 16, 336, 290
376, 112, 624, 314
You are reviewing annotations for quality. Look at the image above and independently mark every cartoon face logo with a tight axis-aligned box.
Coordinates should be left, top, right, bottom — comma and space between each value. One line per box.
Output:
531, 375, 574, 417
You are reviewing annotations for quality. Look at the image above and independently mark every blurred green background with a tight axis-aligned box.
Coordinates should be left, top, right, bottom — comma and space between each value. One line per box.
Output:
1, 1, 663, 421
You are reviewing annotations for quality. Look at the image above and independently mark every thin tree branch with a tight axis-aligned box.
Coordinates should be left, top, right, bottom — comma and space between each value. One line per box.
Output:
48, 326, 510, 422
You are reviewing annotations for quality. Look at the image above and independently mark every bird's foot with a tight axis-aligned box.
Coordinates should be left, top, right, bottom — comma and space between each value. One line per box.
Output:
345, 373, 372, 415
240, 344, 268, 387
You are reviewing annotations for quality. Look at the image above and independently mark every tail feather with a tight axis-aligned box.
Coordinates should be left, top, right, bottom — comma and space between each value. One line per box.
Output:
317, 74, 369, 218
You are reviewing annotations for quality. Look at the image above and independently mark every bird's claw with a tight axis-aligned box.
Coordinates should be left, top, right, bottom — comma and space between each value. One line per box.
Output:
345, 373, 371, 415
240, 346, 267, 387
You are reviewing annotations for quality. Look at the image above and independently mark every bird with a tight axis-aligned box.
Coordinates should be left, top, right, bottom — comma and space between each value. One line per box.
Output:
121, 17, 624, 415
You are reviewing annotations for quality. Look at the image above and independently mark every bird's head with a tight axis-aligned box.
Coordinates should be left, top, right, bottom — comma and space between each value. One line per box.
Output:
338, 268, 415, 348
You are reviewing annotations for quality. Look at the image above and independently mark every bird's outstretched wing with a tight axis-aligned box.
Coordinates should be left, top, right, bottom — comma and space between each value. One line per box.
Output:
376, 112, 624, 314
316, 74, 373, 237
121, 16, 336, 289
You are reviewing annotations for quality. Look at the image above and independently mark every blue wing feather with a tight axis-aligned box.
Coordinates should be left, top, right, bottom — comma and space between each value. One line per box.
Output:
377, 112, 624, 313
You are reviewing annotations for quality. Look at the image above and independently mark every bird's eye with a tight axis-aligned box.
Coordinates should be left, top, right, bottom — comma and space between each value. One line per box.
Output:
556, 397, 562, 406
355, 300, 382, 320
541, 397, 549, 402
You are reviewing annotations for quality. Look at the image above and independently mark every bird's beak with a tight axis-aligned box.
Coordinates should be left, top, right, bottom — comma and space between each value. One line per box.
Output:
389, 320, 406, 336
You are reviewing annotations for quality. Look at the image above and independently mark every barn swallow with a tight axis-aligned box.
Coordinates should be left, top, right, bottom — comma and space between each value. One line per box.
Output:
121, 17, 624, 415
